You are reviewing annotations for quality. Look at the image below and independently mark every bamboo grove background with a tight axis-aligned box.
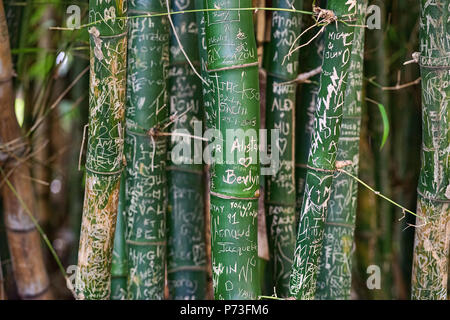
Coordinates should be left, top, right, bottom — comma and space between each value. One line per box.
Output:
0, 0, 448, 300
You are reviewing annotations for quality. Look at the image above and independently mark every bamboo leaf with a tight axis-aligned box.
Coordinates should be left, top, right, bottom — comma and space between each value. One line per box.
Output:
377, 103, 390, 150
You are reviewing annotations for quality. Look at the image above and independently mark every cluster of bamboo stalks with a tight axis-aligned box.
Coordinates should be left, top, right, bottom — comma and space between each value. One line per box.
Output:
0, 0, 448, 300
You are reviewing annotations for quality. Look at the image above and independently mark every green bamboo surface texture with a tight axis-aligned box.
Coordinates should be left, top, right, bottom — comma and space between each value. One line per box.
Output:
204, 0, 261, 299
364, 1, 393, 299
110, 174, 128, 300
264, 0, 302, 297
75, 0, 127, 300
315, 0, 367, 300
289, 0, 356, 299
411, 0, 450, 300
166, 0, 207, 300
295, 1, 325, 228
195, 0, 214, 131
124, 0, 169, 300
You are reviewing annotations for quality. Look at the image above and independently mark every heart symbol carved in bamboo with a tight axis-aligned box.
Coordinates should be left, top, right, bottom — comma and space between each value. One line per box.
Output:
238, 157, 252, 168
276, 138, 288, 155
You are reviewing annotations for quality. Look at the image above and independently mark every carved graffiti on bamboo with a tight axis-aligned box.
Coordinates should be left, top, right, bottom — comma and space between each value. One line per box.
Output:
290, 1, 356, 299
204, 0, 261, 299
411, 0, 449, 300
124, 0, 169, 300
76, 1, 127, 299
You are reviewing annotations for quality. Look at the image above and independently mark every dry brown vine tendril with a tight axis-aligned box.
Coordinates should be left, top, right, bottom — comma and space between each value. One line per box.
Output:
283, 5, 338, 65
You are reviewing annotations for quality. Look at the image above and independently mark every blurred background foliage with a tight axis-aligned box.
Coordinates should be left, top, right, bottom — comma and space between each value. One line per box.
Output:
0, 0, 433, 299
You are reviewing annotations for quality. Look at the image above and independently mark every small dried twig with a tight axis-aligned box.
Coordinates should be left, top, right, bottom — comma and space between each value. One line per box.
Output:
277, 66, 322, 85
282, 6, 337, 65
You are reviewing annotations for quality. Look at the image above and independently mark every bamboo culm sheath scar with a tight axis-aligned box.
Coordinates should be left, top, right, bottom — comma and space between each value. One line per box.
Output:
289, 0, 357, 299
204, 0, 261, 299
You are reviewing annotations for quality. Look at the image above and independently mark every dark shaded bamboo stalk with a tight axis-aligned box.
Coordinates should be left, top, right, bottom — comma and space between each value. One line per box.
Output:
353, 117, 379, 300
204, 0, 261, 299
391, 0, 421, 300
194, 0, 215, 299
257, 42, 270, 295
0, 255, 4, 299
264, 0, 302, 297
68, 54, 89, 265
315, 0, 367, 300
75, 0, 127, 299
289, 0, 357, 299
0, 0, 52, 300
411, 0, 450, 300
364, 0, 393, 299
166, 0, 207, 300
124, 0, 169, 300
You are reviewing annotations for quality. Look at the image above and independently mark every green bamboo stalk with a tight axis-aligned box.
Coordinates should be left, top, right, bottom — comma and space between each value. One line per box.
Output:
295, 1, 325, 228
166, 0, 207, 300
289, 0, 357, 300
264, 0, 302, 297
315, 0, 367, 300
204, 0, 261, 299
124, 0, 169, 300
110, 174, 127, 300
194, 0, 214, 131
364, 1, 393, 299
411, 0, 450, 300
75, 0, 127, 300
